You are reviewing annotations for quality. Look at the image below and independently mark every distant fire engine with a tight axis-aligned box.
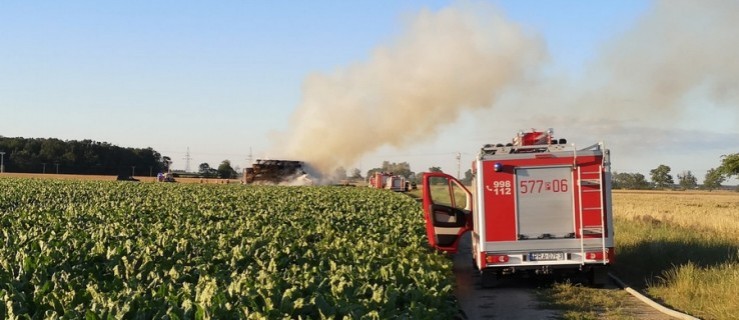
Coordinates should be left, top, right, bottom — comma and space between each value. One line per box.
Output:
422, 129, 613, 286
369, 172, 409, 192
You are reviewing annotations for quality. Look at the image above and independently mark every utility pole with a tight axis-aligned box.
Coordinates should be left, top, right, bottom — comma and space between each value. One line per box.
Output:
54, 162, 59, 174
0, 151, 5, 173
183, 147, 192, 173
456, 152, 461, 179
42, 163, 47, 174
131, 166, 136, 177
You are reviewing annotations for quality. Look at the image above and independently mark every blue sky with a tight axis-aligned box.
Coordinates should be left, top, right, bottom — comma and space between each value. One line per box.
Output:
1, 1, 736, 183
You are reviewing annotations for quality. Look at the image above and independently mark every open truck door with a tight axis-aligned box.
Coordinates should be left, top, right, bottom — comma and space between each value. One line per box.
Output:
422, 172, 473, 253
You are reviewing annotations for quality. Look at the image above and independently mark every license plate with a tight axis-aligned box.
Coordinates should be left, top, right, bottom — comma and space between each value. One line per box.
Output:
529, 252, 565, 261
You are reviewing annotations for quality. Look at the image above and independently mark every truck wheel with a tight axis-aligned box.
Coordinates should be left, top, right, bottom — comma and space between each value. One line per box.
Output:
480, 270, 499, 288
588, 267, 608, 287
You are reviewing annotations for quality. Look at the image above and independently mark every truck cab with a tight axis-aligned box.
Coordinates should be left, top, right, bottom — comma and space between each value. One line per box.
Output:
422, 129, 614, 287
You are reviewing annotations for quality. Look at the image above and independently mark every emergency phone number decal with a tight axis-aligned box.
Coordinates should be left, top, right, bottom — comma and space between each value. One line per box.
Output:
519, 179, 569, 194
486, 180, 512, 195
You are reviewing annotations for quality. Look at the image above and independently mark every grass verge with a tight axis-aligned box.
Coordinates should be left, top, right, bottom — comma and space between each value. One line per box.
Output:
537, 281, 640, 320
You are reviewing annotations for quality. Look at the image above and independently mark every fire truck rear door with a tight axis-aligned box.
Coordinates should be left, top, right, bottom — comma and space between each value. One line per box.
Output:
516, 166, 575, 239
422, 172, 473, 253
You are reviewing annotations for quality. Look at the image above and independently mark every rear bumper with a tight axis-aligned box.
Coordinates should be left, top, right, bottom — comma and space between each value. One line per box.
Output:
477, 248, 614, 271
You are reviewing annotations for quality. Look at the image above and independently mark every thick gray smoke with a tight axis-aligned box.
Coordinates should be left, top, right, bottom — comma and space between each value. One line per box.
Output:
581, 0, 739, 123
278, 2, 546, 174
514, 0, 739, 140
277, 0, 739, 176
460, 0, 739, 169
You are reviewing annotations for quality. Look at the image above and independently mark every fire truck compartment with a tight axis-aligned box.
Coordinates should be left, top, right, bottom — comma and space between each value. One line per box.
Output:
515, 166, 574, 240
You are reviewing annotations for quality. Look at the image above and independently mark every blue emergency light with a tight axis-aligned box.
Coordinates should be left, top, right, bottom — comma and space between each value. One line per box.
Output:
494, 162, 503, 172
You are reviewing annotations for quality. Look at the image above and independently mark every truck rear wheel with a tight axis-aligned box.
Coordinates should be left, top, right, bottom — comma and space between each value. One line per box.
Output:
480, 269, 500, 288
588, 267, 608, 287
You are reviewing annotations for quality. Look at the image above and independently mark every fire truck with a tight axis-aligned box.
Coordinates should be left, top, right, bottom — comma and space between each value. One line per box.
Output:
369, 172, 408, 192
422, 129, 613, 287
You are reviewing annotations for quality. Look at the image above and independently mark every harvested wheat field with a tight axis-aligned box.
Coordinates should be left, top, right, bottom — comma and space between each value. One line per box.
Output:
612, 190, 739, 320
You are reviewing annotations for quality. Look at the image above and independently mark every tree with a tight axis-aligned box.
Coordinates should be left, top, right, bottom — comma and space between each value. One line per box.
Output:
460, 169, 473, 185
381, 161, 413, 179
217, 160, 237, 179
334, 166, 347, 181
428, 166, 443, 173
703, 168, 725, 191
408, 172, 419, 184
611, 172, 625, 189
199, 163, 217, 178
718, 153, 739, 178
350, 168, 363, 180
677, 171, 698, 190
612, 172, 651, 190
366, 161, 415, 181
0, 136, 166, 175
199, 162, 210, 174
650, 165, 674, 189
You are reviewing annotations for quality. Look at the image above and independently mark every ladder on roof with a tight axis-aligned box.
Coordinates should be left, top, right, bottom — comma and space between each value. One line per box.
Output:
577, 164, 607, 265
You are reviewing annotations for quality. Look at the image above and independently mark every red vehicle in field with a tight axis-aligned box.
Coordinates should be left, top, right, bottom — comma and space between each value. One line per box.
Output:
368, 172, 390, 189
369, 172, 408, 192
422, 129, 613, 286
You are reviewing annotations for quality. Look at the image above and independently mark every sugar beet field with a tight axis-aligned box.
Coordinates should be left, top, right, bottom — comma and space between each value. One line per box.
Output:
0, 178, 457, 319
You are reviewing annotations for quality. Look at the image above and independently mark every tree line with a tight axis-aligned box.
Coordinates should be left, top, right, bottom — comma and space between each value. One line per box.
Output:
0, 136, 168, 176
362, 161, 467, 184
198, 161, 238, 179
613, 153, 739, 191
6, 135, 733, 190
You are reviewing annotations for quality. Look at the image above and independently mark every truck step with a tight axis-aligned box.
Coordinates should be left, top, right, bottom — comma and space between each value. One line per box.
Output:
579, 179, 601, 185
581, 227, 604, 234
582, 207, 603, 211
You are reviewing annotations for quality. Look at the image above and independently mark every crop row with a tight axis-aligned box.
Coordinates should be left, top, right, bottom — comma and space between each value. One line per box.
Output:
0, 178, 457, 319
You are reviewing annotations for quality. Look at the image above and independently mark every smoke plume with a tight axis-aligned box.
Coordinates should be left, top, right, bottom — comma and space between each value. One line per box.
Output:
278, 0, 739, 176
580, 0, 739, 123
459, 0, 739, 166
278, 2, 546, 174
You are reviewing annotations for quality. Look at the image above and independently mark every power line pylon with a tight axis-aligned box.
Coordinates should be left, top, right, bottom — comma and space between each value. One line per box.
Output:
183, 147, 193, 172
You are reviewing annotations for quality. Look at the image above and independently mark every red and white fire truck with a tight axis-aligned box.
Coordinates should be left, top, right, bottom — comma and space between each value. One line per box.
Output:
422, 129, 613, 286
369, 172, 408, 192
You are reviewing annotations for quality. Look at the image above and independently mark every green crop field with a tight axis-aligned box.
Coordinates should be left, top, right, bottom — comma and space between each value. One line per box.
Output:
0, 178, 458, 319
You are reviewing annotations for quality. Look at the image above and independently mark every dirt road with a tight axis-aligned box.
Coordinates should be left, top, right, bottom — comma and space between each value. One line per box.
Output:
452, 233, 673, 320
452, 233, 560, 319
